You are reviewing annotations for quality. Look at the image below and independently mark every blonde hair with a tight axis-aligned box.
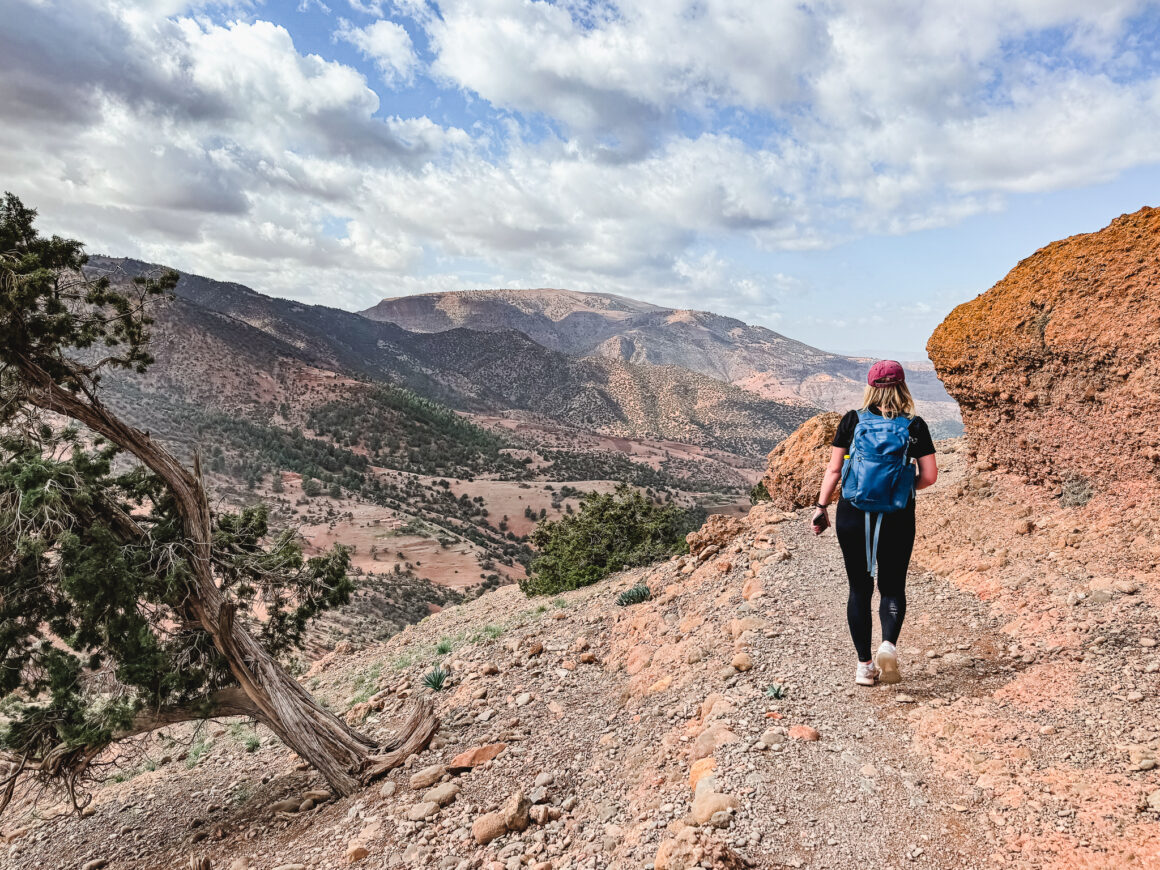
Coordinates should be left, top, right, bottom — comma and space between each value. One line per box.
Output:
861, 383, 915, 419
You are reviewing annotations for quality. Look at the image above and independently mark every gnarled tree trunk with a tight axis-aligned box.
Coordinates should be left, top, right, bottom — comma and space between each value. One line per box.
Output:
18, 357, 436, 796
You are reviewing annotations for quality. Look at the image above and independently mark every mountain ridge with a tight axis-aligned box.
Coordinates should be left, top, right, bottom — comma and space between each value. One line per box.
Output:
362, 287, 962, 434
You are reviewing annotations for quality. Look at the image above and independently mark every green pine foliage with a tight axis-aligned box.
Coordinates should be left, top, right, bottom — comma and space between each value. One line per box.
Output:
520, 485, 703, 596
0, 428, 353, 788
307, 386, 527, 479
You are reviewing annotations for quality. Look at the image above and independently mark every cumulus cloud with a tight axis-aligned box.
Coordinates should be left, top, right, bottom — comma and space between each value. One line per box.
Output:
3, 0, 1160, 347
334, 18, 420, 87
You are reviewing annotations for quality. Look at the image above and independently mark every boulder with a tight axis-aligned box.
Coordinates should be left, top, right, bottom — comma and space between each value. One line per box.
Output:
691, 791, 737, 825
928, 206, 1160, 486
346, 842, 370, 863
762, 412, 843, 510
423, 782, 460, 807
405, 801, 440, 821
686, 515, 748, 560
690, 777, 740, 825
788, 724, 820, 741
730, 652, 753, 672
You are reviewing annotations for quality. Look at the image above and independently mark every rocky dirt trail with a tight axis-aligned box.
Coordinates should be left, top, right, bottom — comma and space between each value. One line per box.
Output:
5, 445, 1039, 870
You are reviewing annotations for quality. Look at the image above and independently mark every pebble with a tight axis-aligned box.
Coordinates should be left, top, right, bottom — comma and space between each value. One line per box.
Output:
472, 812, 508, 845
406, 801, 440, 821
424, 783, 460, 807
410, 764, 447, 789
731, 652, 753, 672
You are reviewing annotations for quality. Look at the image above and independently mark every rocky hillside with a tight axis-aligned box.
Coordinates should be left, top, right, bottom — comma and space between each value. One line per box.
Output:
928, 206, 1160, 488
4, 483, 1017, 870
363, 289, 962, 435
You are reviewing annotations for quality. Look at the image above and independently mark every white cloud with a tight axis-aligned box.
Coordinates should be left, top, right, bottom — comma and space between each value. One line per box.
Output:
334, 18, 419, 87
423, 0, 825, 156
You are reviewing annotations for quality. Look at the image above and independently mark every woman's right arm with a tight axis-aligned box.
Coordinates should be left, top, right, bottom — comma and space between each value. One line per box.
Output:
818, 446, 845, 506
810, 446, 846, 534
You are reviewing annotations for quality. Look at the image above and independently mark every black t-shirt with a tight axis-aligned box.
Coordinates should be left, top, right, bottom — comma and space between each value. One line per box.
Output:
832, 407, 936, 461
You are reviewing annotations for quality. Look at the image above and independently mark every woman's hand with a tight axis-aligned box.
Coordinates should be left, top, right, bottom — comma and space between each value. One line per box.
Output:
810, 506, 830, 535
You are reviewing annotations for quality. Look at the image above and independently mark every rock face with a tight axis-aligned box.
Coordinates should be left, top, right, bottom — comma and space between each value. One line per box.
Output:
761, 412, 842, 509
928, 207, 1160, 487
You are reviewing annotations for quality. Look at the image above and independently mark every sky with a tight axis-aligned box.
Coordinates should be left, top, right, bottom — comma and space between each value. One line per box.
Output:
3, 0, 1159, 355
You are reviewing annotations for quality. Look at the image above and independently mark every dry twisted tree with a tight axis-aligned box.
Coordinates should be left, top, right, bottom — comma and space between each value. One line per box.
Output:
0, 192, 436, 811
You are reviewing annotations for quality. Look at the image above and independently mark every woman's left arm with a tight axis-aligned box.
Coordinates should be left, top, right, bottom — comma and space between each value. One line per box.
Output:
916, 454, 938, 490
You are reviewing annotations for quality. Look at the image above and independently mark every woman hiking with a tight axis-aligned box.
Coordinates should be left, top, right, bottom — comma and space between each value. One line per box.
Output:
809, 361, 938, 686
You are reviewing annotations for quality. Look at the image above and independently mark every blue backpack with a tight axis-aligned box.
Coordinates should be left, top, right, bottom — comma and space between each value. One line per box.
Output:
840, 410, 918, 577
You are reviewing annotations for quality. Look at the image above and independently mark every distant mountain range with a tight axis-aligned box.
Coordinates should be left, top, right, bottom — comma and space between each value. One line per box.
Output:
85, 258, 813, 458
362, 288, 962, 434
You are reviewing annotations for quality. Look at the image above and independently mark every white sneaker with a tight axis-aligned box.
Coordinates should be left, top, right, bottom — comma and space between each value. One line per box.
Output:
876, 641, 901, 684
855, 661, 879, 686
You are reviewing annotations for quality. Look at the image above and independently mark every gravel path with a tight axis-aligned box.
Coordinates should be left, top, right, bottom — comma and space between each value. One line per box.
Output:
695, 510, 1009, 869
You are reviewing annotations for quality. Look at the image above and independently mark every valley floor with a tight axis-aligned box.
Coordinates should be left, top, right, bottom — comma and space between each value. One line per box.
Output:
4, 445, 1158, 870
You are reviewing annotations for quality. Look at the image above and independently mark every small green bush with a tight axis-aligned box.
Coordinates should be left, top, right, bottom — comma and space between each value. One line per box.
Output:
748, 480, 772, 504
435, 637, 453, 655
617, 584, 652, 606
520, 484, 700, 596
765, 683, 786, 700
422, 665, 448, 691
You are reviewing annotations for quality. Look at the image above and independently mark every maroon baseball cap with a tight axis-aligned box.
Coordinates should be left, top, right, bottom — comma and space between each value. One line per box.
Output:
867, 360, 905, 386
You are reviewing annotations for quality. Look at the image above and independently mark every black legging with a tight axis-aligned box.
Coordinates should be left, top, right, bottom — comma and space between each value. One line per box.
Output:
835, 497, 915, 662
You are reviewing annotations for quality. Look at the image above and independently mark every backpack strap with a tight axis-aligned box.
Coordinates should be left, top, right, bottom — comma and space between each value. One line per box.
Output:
864, 511, 885, 579
870, 513, 884, 579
